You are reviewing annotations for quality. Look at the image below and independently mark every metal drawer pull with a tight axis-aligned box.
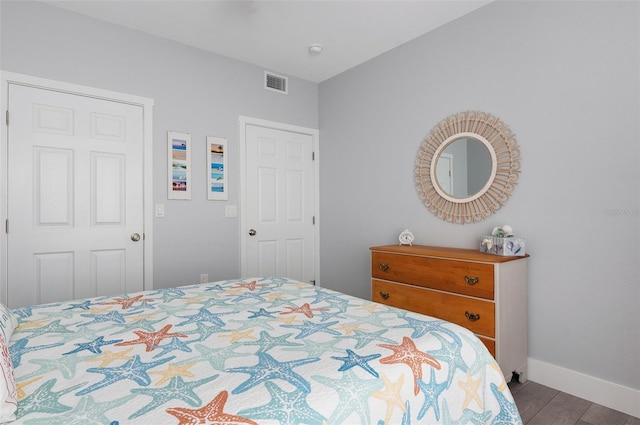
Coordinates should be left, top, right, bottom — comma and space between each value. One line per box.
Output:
379, 292, 390, 300
464, 276, 479, 285
378, 263, 389, 271
465, 311, 480, 322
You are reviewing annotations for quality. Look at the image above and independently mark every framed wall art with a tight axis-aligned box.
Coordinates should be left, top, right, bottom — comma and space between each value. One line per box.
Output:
207, 136, 228, 200
168, 131, 191, 200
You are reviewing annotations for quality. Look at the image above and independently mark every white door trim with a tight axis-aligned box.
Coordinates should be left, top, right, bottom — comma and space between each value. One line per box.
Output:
0, 71, 155, 304
238, 115, 320, 285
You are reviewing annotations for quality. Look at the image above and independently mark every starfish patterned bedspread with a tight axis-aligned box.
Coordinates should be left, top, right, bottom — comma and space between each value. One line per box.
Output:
8, 277, 523, 424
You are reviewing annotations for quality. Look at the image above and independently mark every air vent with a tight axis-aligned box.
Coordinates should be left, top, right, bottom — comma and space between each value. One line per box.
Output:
264, 71, 288, 94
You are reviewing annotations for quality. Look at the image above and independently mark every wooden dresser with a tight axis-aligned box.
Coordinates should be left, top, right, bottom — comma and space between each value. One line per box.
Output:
371, 244, 528, 382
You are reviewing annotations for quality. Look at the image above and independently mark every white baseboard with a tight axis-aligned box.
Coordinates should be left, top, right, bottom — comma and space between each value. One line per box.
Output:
528, 358, 640, 418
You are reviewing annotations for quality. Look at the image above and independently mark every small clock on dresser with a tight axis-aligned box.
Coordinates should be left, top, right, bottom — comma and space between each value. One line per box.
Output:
398, 229, 414, 246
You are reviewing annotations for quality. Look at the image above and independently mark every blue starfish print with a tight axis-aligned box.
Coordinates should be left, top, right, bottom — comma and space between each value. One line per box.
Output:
247, 307, 278, 319
281, 319, 341, 339
152, 337, 193, 358
229, 316, 275, 332
76, 355, 175, 395
313, 369, 383, 425
438, 398, 486, 425
316, 308, 348, 322
332, 349, 381, 378
263, 296, 298, 309
460, 408, 493, 425
129, 375, 218, 419
113, 316, 165, 333
63, 300, 93, 310
12, 305, 34, 319
58, 322, 114, 343
460, 332, 497, 376
149, 287, 185, 303
260, 276, 289, 286
429, 333, 469, 387
204, 284, 225, 291
183, 322, 226, 342
247, 331, 303, 353
349, 328, 397, 350
64, 336, 123, 355
225, 352, 319, 394
230, 291, 267, 303
156, 302, 192, 317
401, 400, 411, 425
79, 310, 128, 326
35, 394, 134, 425
326, 296, 351, 309
17, 378, 85, 417
308, 288, 346, 305
192, 343, 249, 371
19, 352, 84, 381
10, 339, 64, 367
394, 315, 462, 345
416, 367, 448, 420
490, 382, 523, 424
19, 319, 73, 339
128, 300, 156, 311
200, 296, 234, 310
239, 381, 325, 424
281, 338, 343, 358
176, 307, 230, 327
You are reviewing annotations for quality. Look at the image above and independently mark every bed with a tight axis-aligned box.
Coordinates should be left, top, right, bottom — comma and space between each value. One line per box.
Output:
1, 277, 523, 424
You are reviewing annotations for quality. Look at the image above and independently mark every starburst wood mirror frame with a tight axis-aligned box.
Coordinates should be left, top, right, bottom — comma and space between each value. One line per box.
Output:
414, 111, 521, 223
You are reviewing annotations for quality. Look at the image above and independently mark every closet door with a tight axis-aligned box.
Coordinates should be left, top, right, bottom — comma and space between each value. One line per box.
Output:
6, 83, 145, 307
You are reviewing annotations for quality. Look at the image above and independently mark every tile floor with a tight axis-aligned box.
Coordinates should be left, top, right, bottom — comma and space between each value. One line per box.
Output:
508, 380, 640, 425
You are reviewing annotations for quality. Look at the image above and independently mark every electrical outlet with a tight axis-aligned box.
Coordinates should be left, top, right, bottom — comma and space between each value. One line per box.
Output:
200, 274, 208, 283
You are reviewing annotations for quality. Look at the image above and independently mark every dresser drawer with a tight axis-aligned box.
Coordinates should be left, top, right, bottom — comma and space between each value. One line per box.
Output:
478, 336, 496, 357
371, 251, 494, 300
372, 279, 495, 337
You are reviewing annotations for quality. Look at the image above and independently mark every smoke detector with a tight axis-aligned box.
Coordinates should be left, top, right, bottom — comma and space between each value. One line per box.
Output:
308, 43, 323, 56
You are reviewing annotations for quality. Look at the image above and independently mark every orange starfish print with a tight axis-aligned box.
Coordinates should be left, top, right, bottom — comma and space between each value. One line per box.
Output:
378, 336, 441, 395
116, 324, 187, 352
166, 390, 258, 425
231, 280, 268, 291
102, 294, 154, 309
280, 303, 328, 318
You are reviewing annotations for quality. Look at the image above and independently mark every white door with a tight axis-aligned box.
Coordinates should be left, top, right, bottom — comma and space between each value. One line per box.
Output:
436, 153, 453, 195
6, 83, 145, 308
241, 119, 317, 283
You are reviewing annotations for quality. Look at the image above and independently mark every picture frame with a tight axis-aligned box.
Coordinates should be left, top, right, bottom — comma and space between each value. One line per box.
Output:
168, 131, 191, 200
207, 136, 228, 200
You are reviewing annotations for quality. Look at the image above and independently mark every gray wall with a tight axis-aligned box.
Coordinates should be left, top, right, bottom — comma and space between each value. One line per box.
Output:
0, 1, 318, 289
319, 1, 639, 390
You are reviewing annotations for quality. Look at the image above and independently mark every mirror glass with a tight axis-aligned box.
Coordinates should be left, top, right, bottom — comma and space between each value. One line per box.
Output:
435, 137, 493, 199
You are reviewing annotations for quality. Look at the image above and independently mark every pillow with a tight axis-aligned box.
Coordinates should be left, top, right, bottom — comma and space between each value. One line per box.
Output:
0, 304, 17, 344
0, 304, 17, 422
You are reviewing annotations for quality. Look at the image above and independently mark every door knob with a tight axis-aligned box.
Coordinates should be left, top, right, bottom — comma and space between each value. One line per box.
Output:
248, 229, 257, 236
131, 233, 141, 242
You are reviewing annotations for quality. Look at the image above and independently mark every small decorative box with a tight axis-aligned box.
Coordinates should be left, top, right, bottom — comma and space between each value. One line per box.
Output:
480, 236, 526, 256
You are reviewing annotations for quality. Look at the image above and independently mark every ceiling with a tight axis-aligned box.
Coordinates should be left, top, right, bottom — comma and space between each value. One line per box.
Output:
43, 0, 492, 83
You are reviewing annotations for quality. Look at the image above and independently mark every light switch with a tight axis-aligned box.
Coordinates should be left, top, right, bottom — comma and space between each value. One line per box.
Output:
155, 203, 165, 217
225, 205, 238, 217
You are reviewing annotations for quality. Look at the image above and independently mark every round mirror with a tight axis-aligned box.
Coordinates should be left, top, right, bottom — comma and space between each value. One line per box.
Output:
433, 134, 496, 201
415, 111, 520, 223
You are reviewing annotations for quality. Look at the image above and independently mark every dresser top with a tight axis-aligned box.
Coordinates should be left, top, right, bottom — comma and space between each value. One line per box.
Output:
370, 244, 528, 263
